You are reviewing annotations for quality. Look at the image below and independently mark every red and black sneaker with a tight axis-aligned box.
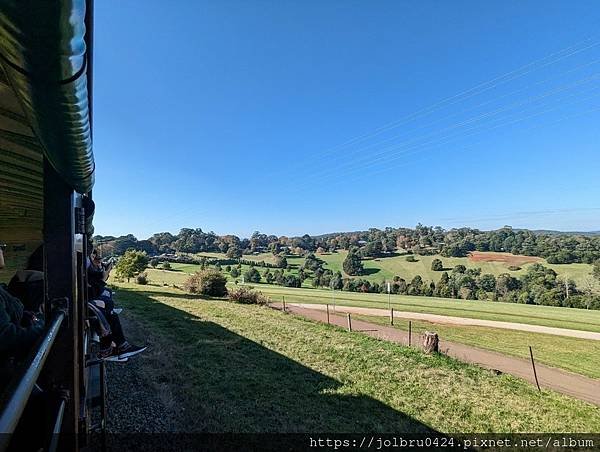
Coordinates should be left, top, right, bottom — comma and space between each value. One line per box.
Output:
117, 342, 147, 359
98, 346, 129, 363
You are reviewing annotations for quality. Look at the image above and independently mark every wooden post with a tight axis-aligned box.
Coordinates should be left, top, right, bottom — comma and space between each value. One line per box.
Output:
408, 321, 412, 346
282, 296, 286, 312
390, 307, 394, 325
529, 346, 541, 392
326, 304, 330, 324
423, 332, 439, 354
44, 160, 79, 450
347, 313, 352, 332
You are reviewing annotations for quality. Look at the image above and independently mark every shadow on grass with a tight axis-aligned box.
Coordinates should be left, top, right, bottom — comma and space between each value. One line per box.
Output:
361, 267, 381, 276
114, 287, 440, 434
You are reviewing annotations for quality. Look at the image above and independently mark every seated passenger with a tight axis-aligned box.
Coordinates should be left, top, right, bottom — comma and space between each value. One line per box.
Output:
87, 249, 146, 361
0, 244, 45, 384
7, 269, 44, 313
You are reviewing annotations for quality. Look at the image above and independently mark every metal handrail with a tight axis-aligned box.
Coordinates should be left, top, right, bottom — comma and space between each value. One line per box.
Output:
48, 398, 66, 452
0, 310, 66, 450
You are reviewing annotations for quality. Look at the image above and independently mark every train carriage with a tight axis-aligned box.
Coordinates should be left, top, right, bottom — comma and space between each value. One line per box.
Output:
0, 1, 103, 450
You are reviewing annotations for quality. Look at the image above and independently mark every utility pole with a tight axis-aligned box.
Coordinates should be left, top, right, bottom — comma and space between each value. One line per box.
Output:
387, 281, 391, 311
331, 286, 336, 313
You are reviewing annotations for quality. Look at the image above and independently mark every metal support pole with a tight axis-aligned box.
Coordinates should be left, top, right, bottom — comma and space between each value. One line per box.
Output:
44, 160, 80, 451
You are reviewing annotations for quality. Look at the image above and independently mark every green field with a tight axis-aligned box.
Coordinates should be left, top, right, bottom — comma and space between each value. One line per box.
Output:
353, 314, 600, 379
144, 268, 600, 333
191, 250, 595, 289
112, 282, 600, 432
142, 266, 600, 379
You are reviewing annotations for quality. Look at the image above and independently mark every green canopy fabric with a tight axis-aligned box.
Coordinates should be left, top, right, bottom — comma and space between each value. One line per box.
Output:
0, 0, 94, 194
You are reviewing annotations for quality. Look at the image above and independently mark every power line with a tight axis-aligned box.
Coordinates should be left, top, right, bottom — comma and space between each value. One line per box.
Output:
294, 37, 600, 170
302, 55, 600, 170
308, 98, 600, 191
301, 73, 600, 183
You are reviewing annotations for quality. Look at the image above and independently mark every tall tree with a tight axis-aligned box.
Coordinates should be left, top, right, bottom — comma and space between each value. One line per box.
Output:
343, 248, 364, 276
114, 250, 149, 282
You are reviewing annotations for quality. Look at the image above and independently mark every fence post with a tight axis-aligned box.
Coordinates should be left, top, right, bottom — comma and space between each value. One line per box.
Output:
347, 313, 352, 332
326, 304, 330, 324
390, 308, 394, 326
282, 296, 286, 312
408, 321, 412, 346
529, 346, 541, 392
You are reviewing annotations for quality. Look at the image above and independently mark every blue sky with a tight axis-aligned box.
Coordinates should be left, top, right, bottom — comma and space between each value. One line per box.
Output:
93, 1, 600, 239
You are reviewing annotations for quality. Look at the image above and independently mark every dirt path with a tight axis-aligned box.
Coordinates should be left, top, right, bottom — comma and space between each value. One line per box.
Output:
275, 303, 600, 407
288, 303, 600, 341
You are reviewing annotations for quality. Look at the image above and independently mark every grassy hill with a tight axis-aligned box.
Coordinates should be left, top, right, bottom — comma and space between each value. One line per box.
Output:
142, 267, 600, 378
113, 282, 600, 433
185, 250, 595, 289
145, 266, 600, 333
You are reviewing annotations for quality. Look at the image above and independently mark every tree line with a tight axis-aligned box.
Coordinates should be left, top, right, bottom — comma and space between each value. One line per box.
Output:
233, 253, 600, 310
94, 225, 600, 265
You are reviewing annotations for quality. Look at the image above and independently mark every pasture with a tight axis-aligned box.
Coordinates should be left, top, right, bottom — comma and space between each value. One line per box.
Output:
353, 314, 600, 379
144, 268, 600, 332
192, 250, 595, 288
141, 252, 600, 380
111, 282, 600, 432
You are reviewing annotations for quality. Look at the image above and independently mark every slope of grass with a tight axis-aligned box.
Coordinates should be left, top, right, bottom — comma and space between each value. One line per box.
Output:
255, 285, 600, 332
352, 314, 600, 379
183, 250, 595, 289
320, 251, 594, 287
113, 282, 600, 433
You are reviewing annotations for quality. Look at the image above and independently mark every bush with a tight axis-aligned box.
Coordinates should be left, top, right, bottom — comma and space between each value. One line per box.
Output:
183, 269, 228, 297
136, 272, 148, 285
244, 267, 261, 283
406, 255, 417, 262
508, 265, 521, 271
228, 287, 268, 305
431, 258, 443, 271
162, 261, 172, 270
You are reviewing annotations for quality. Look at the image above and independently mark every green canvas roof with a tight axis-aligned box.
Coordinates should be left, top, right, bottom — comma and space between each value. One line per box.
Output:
0, 0, 93, 245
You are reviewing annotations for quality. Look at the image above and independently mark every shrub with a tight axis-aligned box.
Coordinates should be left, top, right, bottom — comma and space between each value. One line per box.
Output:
136, 272, 148, 285
162, 261, 172, 270
230, 267, 240, 278
244, 267, 261, 283
183, 269, 228, 297
508, 265, 521, 271
282, 274, 301, 288
228, 287, 268, 305
406, 255, 417, 262
431, 258, 443, 271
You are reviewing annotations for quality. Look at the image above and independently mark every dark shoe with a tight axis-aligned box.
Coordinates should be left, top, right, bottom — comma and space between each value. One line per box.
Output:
98, 347, 129, 363
117, 342, 147, 359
